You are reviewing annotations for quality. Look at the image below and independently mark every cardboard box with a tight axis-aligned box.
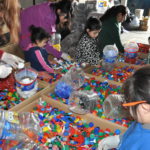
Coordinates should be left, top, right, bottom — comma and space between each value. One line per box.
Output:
16, 79, 127, 131
10, 75, 128, 134
83, 62, 141, 86
17, 95, 127, 133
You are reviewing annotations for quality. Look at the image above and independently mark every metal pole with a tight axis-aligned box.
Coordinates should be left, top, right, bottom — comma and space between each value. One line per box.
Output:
33, 0, 36, 5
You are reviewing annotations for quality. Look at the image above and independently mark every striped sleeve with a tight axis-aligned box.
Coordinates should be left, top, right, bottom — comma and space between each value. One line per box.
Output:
35, 50, 54, 73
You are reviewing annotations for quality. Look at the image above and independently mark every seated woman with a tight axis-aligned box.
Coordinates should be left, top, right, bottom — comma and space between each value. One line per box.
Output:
97, 5, 128, 53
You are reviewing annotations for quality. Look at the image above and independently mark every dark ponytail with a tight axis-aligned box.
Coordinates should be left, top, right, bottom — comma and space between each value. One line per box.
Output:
29, 25, 36, 33
100, 5, 127, 22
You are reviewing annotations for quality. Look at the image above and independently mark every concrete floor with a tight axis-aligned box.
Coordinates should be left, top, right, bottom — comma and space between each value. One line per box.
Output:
121, 28, 150, 45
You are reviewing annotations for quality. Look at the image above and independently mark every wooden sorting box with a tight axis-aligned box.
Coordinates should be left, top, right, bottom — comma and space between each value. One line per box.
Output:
83, 62, 141, 86
16, 94, 127, 134
12, 79, 127, 133
9, 79, 49, 111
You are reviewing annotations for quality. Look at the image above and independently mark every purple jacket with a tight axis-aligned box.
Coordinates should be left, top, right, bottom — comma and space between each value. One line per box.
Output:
20, 2, 62, 58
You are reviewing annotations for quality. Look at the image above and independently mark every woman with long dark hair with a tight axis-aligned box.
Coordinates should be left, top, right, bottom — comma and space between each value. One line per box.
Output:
98, 5, 127, 53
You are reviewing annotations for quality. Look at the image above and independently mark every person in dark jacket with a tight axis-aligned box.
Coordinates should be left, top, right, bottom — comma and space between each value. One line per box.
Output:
97, 5, 127, 53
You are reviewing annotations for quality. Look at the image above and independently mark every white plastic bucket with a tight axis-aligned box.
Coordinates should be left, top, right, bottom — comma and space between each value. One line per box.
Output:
15, 68, 38, 99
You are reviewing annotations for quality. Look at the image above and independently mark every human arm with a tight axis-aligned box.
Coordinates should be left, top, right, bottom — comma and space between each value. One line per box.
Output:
97, 135, 121, 150
0, 50, 24, 68
35, 50, 54, 73
111, 23, 124, 53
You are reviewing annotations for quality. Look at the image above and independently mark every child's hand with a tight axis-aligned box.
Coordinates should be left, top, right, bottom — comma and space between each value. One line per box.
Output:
98, 135, 120, 150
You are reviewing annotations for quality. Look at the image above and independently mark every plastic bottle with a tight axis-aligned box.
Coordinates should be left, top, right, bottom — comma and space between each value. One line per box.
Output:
103, 94, 130, 119
124, 42, 139, 64
102, 45, 118, 71
0, 110, 44, 149
51, 33, 61, 51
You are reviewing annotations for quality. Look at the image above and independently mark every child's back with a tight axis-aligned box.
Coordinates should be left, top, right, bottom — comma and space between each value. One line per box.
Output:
25, 25, 54, 73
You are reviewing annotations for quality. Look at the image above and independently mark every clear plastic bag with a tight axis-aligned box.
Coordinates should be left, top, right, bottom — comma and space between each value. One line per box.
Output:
0, 110, 45, 149
103, 94, 130, 119
69, 90, 99, 114
55, 66, 85, 99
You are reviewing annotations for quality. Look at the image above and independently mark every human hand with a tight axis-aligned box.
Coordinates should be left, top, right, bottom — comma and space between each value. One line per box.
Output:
97, 135, 120, 150
1, 52, 24, 69
0, 64, 12, 78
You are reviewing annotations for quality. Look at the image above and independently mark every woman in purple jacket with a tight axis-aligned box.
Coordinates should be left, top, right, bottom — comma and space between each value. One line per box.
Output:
20, 0, 72, 60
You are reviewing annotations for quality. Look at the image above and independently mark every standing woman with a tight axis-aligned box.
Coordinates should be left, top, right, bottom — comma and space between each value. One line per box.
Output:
0, 0, 24, 90
97, 5, 127, 53
20, 0, 72, 60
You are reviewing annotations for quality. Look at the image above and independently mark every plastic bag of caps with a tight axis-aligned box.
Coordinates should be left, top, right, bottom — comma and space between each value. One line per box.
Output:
103, 94, 130, 119
55, 66, 85, 99
0, 110, 47, 150
69, 90, 99, 114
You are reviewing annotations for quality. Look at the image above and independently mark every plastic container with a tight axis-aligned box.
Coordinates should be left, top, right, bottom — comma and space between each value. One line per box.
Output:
14, 68, 38, 99
102, 45, 118, 71
0, 110, 44, 149
69, 90, 99, 114
96, 0, 109, 14
103, 94, 130, 119
124, 42, 139, 64
50, 33, 61, 51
